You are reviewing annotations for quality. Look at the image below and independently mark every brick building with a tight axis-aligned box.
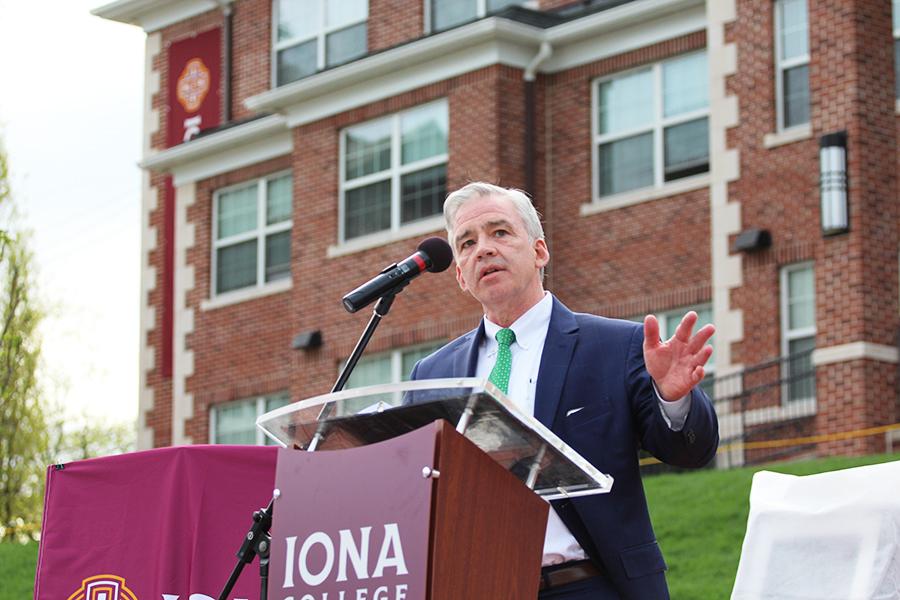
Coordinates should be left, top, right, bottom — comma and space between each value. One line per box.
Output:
94, 0, 900, 463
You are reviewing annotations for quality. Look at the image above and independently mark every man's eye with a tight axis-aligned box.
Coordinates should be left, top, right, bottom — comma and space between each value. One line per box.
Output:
494, 230, 507, 237
460, 240, 474, 249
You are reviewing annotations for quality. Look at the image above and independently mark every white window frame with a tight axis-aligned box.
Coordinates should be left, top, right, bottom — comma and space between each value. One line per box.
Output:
780, 262, 816, 403
338, 99, 448, 245
774, 0, 810, 132
209, 392, 290, 445
211, 170, 292, 299
590, 52, 710, 204
343, 342, 444, 387
894, 0, 900, 107
424, 0, 524, 34
271, 0, 369, 86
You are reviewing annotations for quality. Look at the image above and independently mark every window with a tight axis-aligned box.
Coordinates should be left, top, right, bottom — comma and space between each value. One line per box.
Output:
593, 52, 709, 199
774, 0, 810, 129
341, 343, 443, 413
429, 0, 522, 33
340, 101, 448, 242
213, 172, 292, 296
894, 0, 900, 99
781, 263, 816, 402
274, 0, 368, 86
210, 392, 290, 444
630, 304, 715, 398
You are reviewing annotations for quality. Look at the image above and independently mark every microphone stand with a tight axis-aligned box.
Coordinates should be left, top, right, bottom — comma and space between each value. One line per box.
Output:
216, 287, 404, 599
308, 289, 401, 451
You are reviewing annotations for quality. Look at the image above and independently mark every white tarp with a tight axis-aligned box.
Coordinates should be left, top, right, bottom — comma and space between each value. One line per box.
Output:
731, 459, 900, 600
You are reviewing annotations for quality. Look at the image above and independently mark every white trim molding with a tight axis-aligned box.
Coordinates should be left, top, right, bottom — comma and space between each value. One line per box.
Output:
763, 123, 812, 149
581, 175, 710, 215
172, 182, 198, 446
244, 0, 706, 128
91, 0, 230, 32
706, 0, 742, 468
140, 115, 292, 186
137, 32, 162, 451
812, 342, 900, 366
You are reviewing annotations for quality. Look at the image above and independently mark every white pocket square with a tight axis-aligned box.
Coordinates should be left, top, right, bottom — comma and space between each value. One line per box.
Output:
566, 407, 585, 417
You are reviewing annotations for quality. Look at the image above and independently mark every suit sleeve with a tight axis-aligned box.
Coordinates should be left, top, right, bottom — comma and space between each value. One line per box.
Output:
625, 325, 719, 468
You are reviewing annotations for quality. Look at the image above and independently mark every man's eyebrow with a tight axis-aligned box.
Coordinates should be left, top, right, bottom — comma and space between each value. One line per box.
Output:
454, 226, 473, 245
485, 218, 515, 229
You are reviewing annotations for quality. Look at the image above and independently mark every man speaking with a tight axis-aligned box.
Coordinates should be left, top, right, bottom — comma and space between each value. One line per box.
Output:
409, 182, 718, 599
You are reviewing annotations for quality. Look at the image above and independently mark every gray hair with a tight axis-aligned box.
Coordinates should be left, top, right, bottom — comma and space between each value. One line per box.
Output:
443, 182, 545, 248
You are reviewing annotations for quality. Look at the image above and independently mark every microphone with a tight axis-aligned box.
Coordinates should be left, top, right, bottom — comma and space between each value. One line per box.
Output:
342, 237, 453, 313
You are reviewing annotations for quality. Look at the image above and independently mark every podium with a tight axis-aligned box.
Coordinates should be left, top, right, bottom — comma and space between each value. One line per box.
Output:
257, 379, 613, 599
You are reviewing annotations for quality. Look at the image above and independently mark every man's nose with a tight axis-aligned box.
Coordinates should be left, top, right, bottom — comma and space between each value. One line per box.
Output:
474, 236, 497, 258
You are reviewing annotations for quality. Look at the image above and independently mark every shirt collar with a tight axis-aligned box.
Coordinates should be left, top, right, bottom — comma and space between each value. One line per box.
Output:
483, 291, 553, 351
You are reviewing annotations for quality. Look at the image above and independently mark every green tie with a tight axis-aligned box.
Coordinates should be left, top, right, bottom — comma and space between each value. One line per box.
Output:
489, 328, 516, 394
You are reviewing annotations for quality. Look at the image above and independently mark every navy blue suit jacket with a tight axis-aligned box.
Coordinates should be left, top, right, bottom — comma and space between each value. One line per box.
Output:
409, 297, 718, 599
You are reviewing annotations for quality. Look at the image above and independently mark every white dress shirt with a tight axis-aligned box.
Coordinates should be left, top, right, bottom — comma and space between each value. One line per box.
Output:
476, 292, 691, 565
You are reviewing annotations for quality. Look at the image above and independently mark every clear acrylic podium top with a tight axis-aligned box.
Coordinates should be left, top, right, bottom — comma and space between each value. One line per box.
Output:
256, 378, 613, 500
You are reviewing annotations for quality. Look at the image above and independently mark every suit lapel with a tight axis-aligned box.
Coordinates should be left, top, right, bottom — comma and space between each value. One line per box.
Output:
452, 321, 484, 377
534, 298, 578, 429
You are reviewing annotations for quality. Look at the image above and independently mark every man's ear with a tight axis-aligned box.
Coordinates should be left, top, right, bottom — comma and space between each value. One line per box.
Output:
456, 263, 468, 292
534, 238, 550, 269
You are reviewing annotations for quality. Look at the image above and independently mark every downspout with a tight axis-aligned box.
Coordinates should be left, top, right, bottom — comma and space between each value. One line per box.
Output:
524, 41, 552, 196
219, 0, 233, 122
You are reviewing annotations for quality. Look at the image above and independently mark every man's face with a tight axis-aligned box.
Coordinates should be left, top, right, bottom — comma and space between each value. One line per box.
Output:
451, 194, 548, 321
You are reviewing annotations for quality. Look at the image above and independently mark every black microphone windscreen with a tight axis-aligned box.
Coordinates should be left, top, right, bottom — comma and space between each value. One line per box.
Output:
418, 237, 453, 273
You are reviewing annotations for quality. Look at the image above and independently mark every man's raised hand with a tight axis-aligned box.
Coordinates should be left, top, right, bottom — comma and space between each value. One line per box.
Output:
643, 311, 715, 401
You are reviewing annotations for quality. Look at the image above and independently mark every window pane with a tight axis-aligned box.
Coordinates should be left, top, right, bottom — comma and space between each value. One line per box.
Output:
213, 400, 257, 444
895, 0, 900, 31
597, 133, 653, 196
276, 0, 318, 43
432, 0, 477, 31
265, 231, 291, 282
326, 23, 367, 68
663, 53, 708, 117
277, 40, 317, 86
401, 103, 448, 164
345, 180, 391, 239
345, 119, 392, 179
787, 336, 815, 402
598, 69, 653, 135
783, 65, 810, 128
401, 344, 442, 379
217, 239, 258, 294
788, 267, 815, 330
778, 0, 808, 61
400, 165, 446, 225
266, 175, 292, 225
664, 118, 709, 181
263, 394, 291, 445
487, 0, 521, 11
344, 355, 393, 413
895, 41, 900, 99
217, 185, 257, 239
326, 0, 367, 29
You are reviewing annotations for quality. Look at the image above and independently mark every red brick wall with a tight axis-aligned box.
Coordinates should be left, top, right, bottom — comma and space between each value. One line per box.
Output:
231, 0, 272, 121
369, 0, 423, 52
543, 32, 711, 317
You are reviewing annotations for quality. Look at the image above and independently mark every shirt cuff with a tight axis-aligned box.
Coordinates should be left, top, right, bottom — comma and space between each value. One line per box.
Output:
651, 381, 692, 431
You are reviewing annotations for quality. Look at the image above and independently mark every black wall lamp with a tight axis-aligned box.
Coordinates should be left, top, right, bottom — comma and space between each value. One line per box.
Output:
292, 330, 323, 350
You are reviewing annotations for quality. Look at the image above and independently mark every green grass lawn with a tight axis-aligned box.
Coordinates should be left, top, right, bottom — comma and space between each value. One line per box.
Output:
0, 540, 38, 600
645, 452, 900, 599
5, 453, 899, 599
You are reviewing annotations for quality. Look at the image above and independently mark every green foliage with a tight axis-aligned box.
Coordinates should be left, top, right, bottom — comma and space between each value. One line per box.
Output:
645, 453, 900, 599
0, 145, 47, 543
0, 540, 38, 599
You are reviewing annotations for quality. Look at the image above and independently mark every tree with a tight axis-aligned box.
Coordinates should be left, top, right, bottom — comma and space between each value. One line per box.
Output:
0, 144, 47, 543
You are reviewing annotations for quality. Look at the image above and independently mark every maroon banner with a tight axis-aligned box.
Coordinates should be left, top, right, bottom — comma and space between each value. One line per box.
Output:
270, 428, 435, 600
34, 445, 277, 600
167, 28, 222, 147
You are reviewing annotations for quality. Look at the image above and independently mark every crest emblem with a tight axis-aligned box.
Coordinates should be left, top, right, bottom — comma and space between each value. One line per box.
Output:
67, 574, 139, 600
176, 57, 211, 112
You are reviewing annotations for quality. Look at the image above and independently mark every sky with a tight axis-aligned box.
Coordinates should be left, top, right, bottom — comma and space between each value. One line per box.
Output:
0, 1, 146, 423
